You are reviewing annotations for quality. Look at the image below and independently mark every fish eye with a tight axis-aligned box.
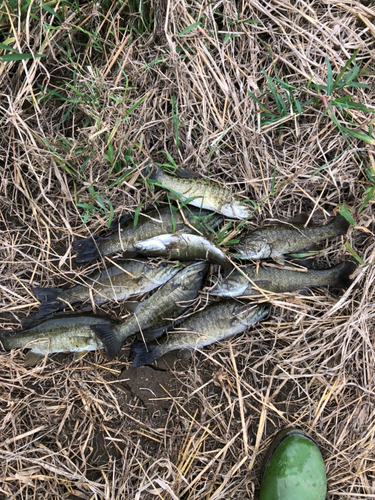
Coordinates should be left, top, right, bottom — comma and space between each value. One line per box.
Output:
161, 262, 168, 268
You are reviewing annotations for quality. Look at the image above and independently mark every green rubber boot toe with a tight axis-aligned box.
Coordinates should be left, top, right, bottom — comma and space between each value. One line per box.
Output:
259, 428, 327, 500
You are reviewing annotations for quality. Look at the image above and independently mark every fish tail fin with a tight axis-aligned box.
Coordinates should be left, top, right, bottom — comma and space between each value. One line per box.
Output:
72, 238, 101, 263
331, 214, 350, 236
131, 341, 160, 367
33, 287, 64, 316
332, 261, 357, 289
91, 324, 122, 360
140, 160, 164, 182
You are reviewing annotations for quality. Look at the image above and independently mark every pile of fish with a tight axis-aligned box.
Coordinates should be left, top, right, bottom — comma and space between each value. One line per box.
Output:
0, 161, 356, 367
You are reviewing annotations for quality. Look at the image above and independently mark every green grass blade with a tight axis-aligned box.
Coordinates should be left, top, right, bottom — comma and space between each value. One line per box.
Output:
1, 53, 46, 61
339, 203, 356, 226
345, 241, 364, 265
178, 22, 202, 36
42, 2, 61, 22
340, 126, 375, 145
359, 186, 375, 213
326, 58, 333, 96
333, 49, 358, 90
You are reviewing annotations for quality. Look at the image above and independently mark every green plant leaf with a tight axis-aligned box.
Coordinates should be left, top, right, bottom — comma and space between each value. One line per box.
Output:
42, 2, 61, 22
333, 49, 358, 90
107, 199, 114, 228
326, 57, 333, 96
339, 203, 356, 226
134, 200, 143, 227
340, 126, 375, 145
344, 241, 364, 265
248, 91, 269, 112
359, 186, 375, 213
1, 53, 46, 61
178, 22, 202, 36
0, 43, 17, 51
125, 94, 148, 116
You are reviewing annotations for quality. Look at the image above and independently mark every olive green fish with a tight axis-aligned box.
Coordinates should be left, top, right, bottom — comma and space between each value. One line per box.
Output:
133, 233, 230, 270
73, 206, 220, 263
0, 314, 117, 366
210, 261, 357, 297
233, 214, 350, 264
144, 162, 251, 219
92, 261, 208, 360
33, 260, 180, 316
131, 300, 268, 367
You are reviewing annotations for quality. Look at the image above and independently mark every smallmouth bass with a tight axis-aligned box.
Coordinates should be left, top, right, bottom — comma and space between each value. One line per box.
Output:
73, 206, 220, 263
233, 214, 350, 264
210, 261, 357, 297
133, 233, 229, 270
92, 261, 208, 360
144, 162, 251, 219
34, 260, 180, 316
131, 300, 268, 367
0, 314, 117, 366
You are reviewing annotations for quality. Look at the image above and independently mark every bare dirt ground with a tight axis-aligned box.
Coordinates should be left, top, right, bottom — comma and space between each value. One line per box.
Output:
0, 0, 374, 498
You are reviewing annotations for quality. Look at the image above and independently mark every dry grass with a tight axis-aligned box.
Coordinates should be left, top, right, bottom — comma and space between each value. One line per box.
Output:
0, 0, 375, 498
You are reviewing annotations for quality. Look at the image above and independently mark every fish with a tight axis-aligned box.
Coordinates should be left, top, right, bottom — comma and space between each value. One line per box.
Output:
91, 261, 208, 360
33, 260, 180, 316
0, 314, 117, 366
143, 162, 251, 219
210, 261, 357, 297
73, 206, 221, 263
133, 233, 230, 270
233, 214, 350, 264
131, 300, 269, 367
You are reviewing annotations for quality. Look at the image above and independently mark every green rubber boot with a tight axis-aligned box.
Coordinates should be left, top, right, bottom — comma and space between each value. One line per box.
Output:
259, 428, 327, 500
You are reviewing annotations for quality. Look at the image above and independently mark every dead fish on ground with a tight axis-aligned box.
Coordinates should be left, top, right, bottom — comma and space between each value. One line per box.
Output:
210, 261, 357, 297
143, 162, 251, 219
133, 233, 230, 271
233, 214, 350, 265
92, 261, 208, 360
0, 314, 117, 366
34, 260, 180, 316
73, 206, 221, 263
131, 300, 268, 367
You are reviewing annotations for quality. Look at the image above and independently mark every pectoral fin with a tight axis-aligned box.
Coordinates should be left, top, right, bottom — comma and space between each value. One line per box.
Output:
73, 350, 89, 361
25, 351, 45, 366
272, 255, 286, 265
177, 348, 193, 359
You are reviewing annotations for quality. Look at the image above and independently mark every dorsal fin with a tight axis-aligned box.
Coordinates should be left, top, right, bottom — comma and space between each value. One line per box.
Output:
108, 213, 133, 230
288, 213, 312, 225
175, 166, 202, 179
21, 315, 46, 329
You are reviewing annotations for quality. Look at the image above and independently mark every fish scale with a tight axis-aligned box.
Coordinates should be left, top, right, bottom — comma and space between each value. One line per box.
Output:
73, 206, 221, 263
131, 300, 269, 367
33, 260, 180, 316
0, 314, 117, 366
92, 261, 209, 360
233, 214, 350, 264
145, 162, 251, 219
210, 261, 357, 297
